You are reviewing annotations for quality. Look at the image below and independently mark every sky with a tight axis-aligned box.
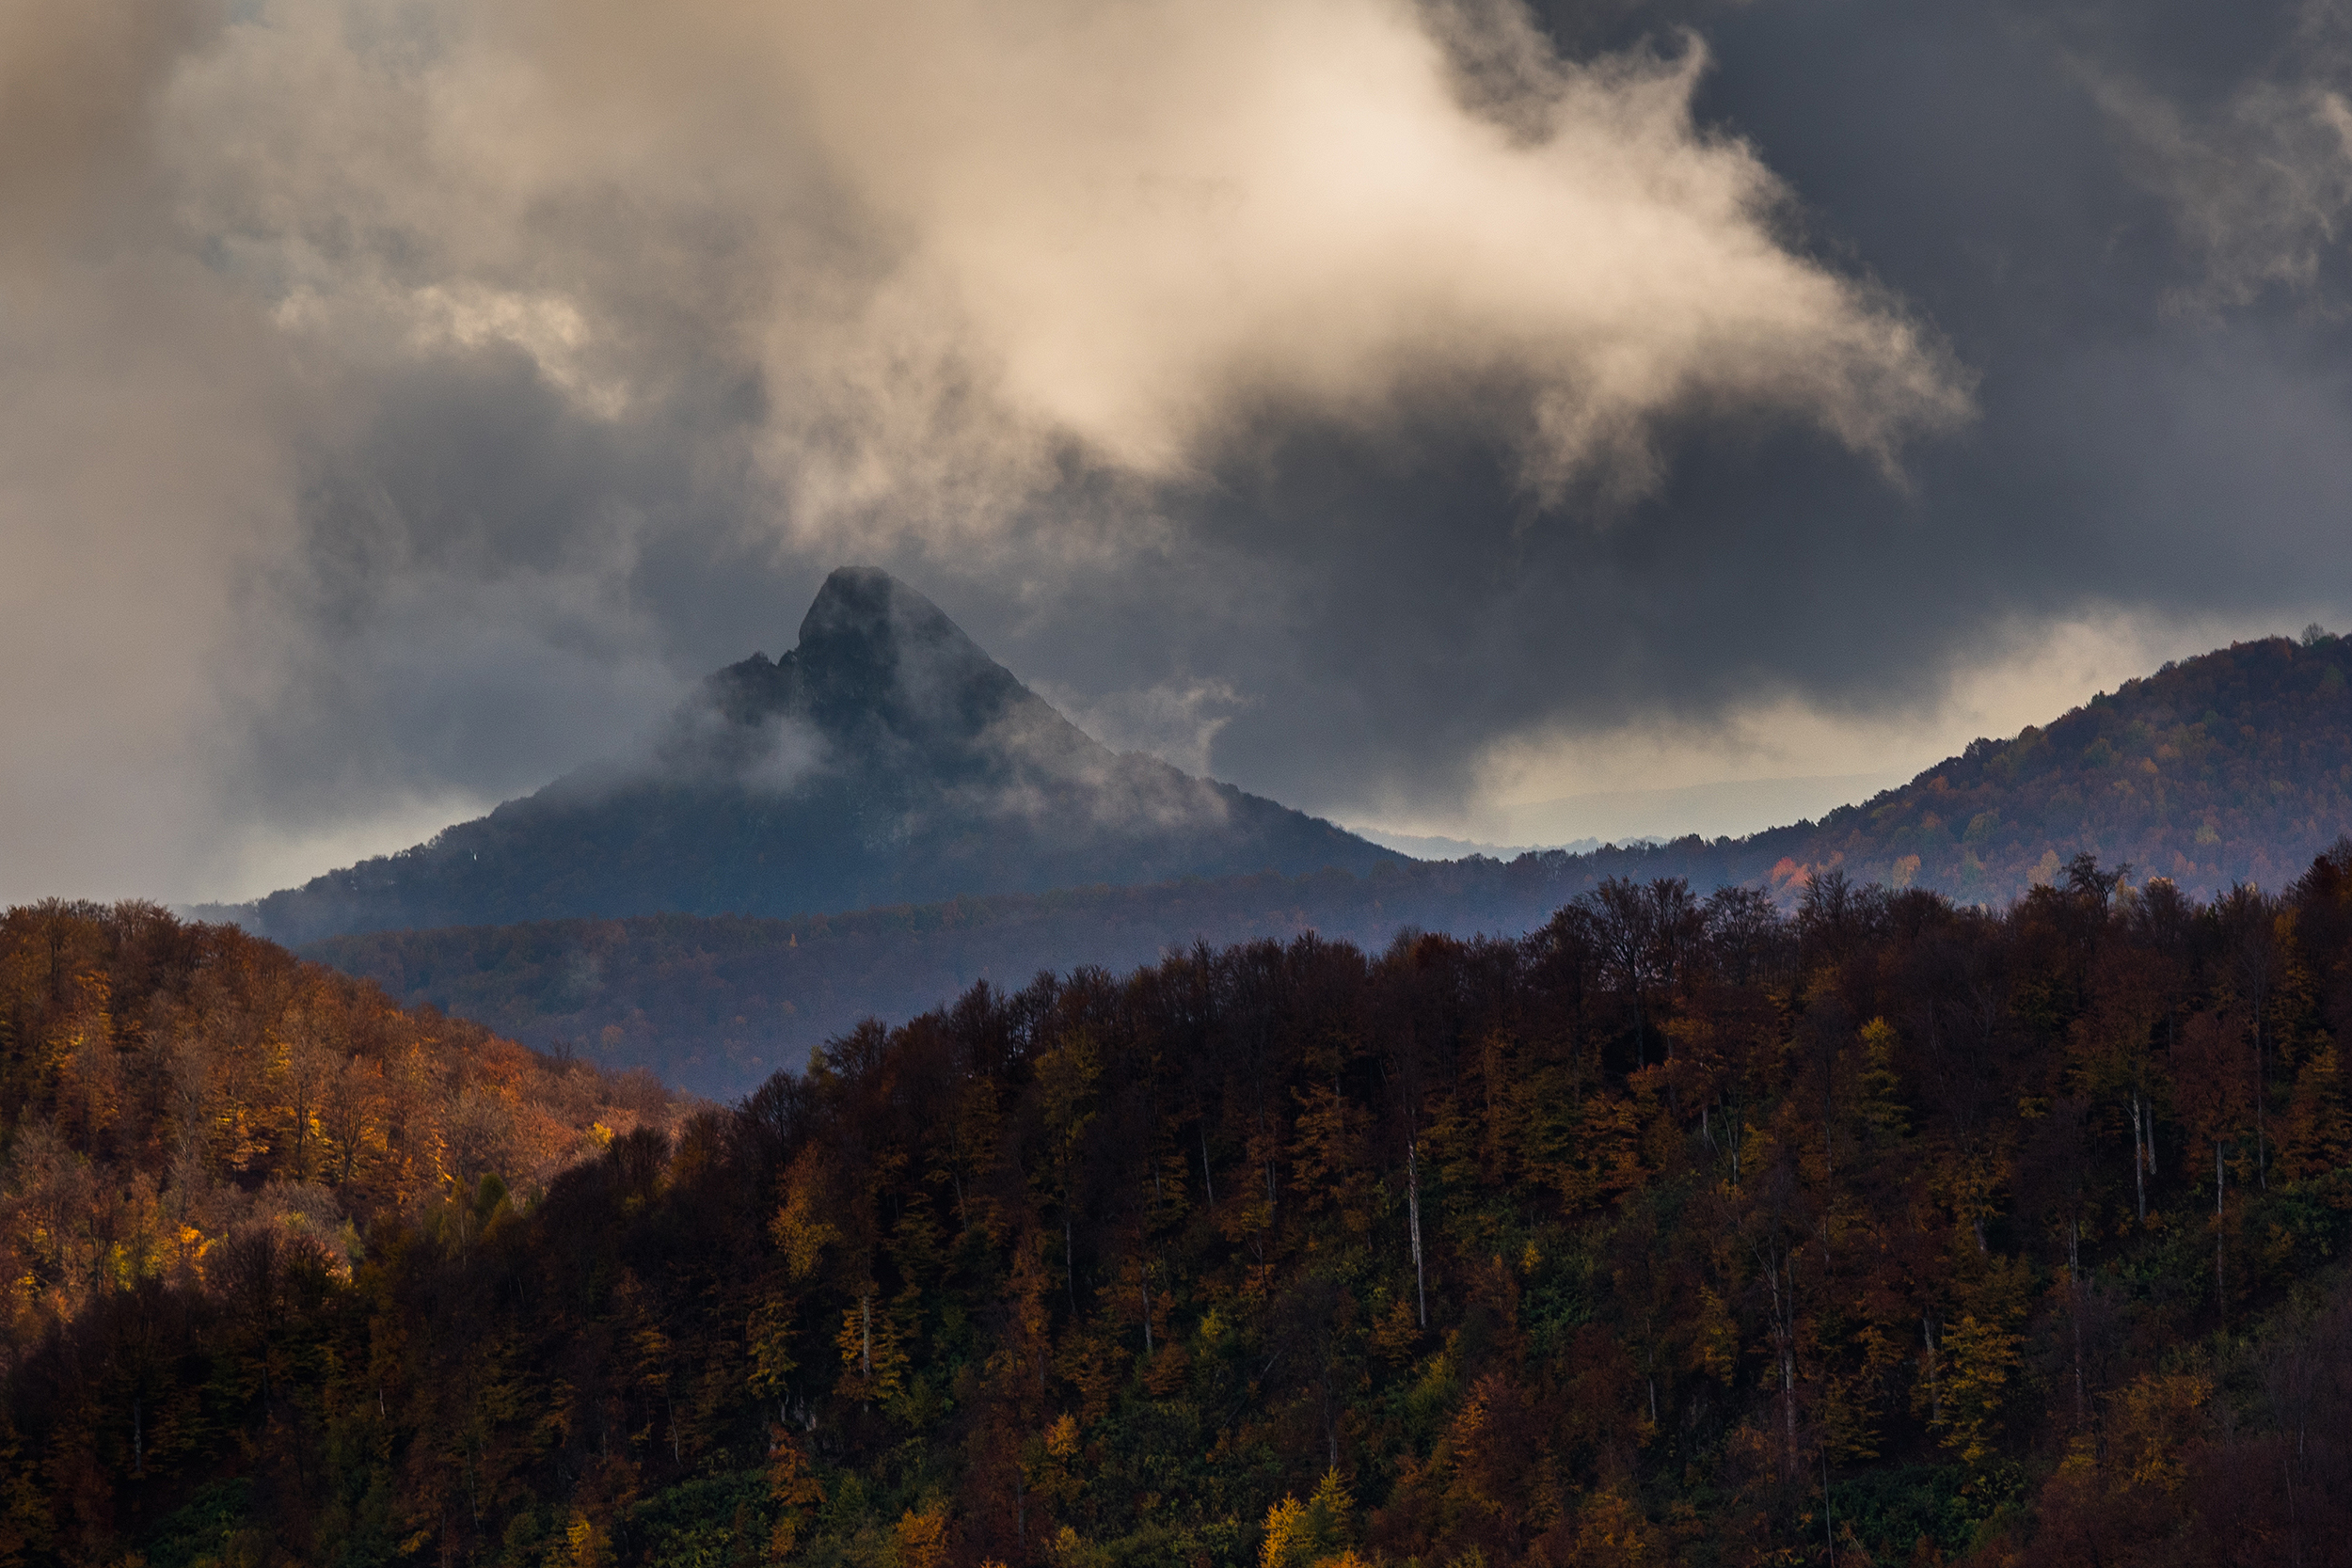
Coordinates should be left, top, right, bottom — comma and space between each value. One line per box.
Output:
6, 0, 2352, 904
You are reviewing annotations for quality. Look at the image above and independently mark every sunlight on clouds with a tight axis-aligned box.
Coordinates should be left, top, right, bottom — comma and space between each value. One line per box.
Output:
190, 0, 1975, 531
708, 0, 1971, 513
1447, 610, 2299, 846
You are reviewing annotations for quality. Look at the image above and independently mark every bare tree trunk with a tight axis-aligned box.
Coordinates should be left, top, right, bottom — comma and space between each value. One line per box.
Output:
2070, 1220, 2086, 1428
2216, 1141, 2227, 1323
2257, 1019, 2268, 1190
1823, 1449, 1837, 1568
1407, 1136, 1427, 1329
1921, 1315, 1941, 1426
1764, 1240, 1797, 1463
2131, 1093, 2148, 1223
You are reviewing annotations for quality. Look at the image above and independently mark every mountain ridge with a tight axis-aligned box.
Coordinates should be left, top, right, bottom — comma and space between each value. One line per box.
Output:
303, 629, 2352, 1094
210, 568, 1397, 944
1719, 628, 2352, 901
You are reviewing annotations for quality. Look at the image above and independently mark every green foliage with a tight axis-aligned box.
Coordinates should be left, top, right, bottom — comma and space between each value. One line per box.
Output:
629, 1473, 773, 1568
137, 1480, 254, 1568
1824, 1465, 1974, 1560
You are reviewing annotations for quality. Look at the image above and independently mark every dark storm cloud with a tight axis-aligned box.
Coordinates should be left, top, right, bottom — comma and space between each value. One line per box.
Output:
3, 0, 2346, 899
1105, 0, 2352, 816
239, 349, 782, 813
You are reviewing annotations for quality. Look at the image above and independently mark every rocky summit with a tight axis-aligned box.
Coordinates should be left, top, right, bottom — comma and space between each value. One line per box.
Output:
225, 568, 1395, 943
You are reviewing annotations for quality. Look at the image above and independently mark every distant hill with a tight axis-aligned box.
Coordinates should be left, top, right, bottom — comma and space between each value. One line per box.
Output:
303, 631, 2352, 1094
209, 568, 1396, 944
1354, 829, 1624, 859
303, 857, 1598, 1096
1721, 629, 2352, 903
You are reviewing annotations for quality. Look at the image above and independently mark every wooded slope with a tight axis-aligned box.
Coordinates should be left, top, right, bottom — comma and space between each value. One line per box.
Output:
1733, 630, 2352, 904
17, 853, 2352, 1567
0, 901, 685, 1361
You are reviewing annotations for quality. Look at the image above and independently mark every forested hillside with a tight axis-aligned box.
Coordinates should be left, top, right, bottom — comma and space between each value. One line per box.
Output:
1729, 630, 2352, 904
18, 853, 2352, 1566
0, 901, 686, 1360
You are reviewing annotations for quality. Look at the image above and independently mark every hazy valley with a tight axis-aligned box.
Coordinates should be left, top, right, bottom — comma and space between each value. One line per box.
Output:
289, 605, 2352, 1099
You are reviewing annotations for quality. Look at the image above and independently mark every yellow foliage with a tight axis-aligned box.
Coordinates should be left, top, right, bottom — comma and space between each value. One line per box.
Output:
771, 1151, 841, 1281
1565, 1489, 1653, 1566
1261, 1469, 1354, 1568
2279, 1038, 2352, 1184
1309, 1468, 1353, 1529
767, 1429, 823, 1559
1260, 1496, 1310, 1568
1856, 1018, 1909, 1142
746, 1296, 797, 1396
1370, 1293, 1421, 1363
894, 1507, 949, 1568
2112, 1371, 2211, 1495
564, 1513, 609, 1568
1694, 1287, 1738, 1384
1934, 1314, 2022, 1475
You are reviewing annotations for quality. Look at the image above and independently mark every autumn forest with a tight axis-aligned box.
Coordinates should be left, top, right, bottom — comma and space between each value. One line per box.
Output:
7, 844, 2352, 1567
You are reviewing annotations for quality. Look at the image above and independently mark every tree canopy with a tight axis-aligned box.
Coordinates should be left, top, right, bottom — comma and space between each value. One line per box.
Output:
12, 848, 2352, 1566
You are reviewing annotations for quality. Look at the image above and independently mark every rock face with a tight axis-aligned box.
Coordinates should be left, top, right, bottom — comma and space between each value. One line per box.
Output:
234, 568, 1397, 943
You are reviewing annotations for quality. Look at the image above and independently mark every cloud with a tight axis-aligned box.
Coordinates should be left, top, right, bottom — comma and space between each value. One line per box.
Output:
2081, 2, 2352, 311
6, 0, 2348, 909
715, 0, 1968, 503
1031, 677, 1248, 777
0, 1, 308, 901
1450, 609, 2282, 841
168, 0, 1964, 513
0, 0, 1976, 903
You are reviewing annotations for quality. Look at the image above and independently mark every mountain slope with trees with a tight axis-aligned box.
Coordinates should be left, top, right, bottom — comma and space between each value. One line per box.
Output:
14, 851, 2352, 1567
303, 629, 2352, 1096
0, 900, 687, 1361
1728, 628, 2352, 905
210, 569, 1395, 945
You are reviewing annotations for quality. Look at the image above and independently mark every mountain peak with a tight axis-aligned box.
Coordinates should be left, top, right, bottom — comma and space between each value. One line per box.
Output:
796, 567, 975, 670
776, 567, 1025, 752
232, 567, 1398, 944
